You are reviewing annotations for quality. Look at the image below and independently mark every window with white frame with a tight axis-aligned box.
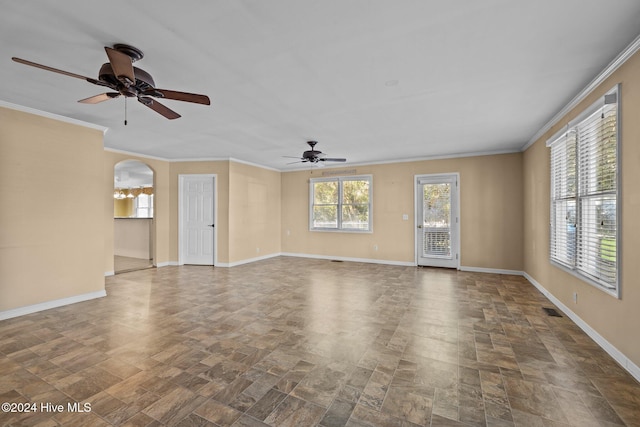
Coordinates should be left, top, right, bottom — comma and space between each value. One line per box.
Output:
135, 194, 154, 218
547, 86, 619, 296
310, 175, 372, 231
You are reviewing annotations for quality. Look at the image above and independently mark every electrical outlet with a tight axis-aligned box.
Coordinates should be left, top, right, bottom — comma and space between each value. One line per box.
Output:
256, 247, 260, 254
402, 214, 409, 221
373, 244, 378, 251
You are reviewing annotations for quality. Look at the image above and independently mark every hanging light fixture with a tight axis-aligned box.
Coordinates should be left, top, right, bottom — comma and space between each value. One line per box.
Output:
114, 189, 127, 199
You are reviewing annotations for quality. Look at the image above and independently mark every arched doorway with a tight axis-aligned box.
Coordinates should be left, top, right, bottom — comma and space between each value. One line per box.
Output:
114, 160, 155, 273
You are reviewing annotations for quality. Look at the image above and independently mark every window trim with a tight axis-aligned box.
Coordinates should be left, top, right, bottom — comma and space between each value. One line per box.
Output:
309, 175, 373, 233
134, 193, 154, 218
547, 84, 621, 298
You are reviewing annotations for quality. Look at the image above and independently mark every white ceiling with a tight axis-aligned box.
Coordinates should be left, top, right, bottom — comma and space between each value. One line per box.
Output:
2, 1, 640, 170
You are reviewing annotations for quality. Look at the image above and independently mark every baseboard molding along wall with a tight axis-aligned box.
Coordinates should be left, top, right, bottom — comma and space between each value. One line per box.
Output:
459, 266, 525, 276
0, 290, 107, 321
216, 253, 282, 268
523, 272, 640, 383
281, 252, 415, 267
156, 261, 179, 268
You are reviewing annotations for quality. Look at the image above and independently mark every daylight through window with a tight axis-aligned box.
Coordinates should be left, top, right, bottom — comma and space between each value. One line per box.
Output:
547, 86, 619, 296
310, 176, 372, 232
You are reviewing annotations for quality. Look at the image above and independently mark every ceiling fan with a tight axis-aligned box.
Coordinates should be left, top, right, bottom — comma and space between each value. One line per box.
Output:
11, 44, 210, 120
286, 141, 347, 165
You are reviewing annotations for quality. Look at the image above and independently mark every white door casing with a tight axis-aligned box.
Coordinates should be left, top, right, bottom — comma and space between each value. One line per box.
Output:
415, 173, 459, 268
179, 174, 216, 265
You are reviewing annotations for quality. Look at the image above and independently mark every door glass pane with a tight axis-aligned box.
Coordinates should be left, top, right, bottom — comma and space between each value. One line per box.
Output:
423, 183, 451, 257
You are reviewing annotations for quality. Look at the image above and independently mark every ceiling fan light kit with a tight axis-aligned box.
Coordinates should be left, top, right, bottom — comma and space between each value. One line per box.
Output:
12, 44, 210, 122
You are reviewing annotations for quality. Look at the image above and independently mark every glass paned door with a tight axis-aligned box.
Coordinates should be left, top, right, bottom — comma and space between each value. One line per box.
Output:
417, 174, 458, 268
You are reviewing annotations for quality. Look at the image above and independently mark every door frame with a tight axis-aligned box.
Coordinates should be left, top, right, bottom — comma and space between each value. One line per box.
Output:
178, 174, 217, 266
414, 173, 460, 268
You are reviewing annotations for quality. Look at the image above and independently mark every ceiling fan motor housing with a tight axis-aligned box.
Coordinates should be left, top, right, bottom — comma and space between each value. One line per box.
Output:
98, 63, 155, 96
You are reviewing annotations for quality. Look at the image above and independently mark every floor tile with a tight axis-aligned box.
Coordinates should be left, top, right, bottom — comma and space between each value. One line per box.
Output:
1, 258, 639, 426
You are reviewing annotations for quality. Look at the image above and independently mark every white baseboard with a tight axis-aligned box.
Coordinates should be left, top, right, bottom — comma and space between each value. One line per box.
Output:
281, 252, 415, 267
217, 253, 281, 268
0, 290, 107, 321
104, 271, 115, 277
156, 261, 179, 268
523, 272, 640, 383
160, 254, 414, 268
459, 266, 525, 276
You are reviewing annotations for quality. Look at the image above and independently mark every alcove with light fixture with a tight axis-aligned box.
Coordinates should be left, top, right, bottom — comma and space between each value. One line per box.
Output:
113, 159, 154, 273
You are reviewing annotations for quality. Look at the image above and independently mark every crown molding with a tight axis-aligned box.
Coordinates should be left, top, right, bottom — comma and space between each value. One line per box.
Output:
104, 146, 173, 161
228, 157, 281, 172
523, 33, 640, 151
0, 100, 108, 133
282, 148, 522, 173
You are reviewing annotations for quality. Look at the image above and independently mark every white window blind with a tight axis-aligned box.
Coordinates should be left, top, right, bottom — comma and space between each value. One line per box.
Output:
547, 86, 619, 296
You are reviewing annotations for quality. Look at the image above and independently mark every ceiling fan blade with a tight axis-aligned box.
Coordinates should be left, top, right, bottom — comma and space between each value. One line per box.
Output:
11, 57, 110, 87
319, 158, 347, 162
148, 89, 211, 105
138, 97, 181, 119
105, 47, 135, 85
78, 92, 120, 104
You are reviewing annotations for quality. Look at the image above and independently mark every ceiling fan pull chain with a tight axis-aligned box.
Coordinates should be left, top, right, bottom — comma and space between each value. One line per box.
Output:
124, 97, 128, 126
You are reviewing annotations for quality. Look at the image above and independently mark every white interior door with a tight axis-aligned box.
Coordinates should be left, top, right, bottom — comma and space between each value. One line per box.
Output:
416, 174, 459, 268
180, 175, 215, 265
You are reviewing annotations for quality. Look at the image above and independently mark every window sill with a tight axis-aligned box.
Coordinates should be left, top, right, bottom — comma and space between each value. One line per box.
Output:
310, 228, 373, 234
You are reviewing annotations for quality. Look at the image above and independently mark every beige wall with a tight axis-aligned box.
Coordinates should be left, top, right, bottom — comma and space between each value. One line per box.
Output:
103, 151, 170, 273
0, 107, 105, 311
114, 218, 152, 259
229, 162, 281, 263
523, 50, 640, 368
281, 153, 524, 270
168, 160, 281, 265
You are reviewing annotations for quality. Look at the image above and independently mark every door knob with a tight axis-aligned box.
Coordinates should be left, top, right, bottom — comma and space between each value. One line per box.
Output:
417, 225, 423, 229
208, 224, 215, 227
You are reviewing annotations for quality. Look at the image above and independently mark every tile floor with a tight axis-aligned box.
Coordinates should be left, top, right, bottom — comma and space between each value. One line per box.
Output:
1, 257, 639, 426
114, 256, 154, 274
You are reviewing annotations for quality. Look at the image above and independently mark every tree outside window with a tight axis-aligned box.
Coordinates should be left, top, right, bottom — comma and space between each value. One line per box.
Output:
310, 176, 372, 231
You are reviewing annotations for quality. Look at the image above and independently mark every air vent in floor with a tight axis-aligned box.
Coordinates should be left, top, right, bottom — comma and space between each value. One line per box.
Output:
543, 307, 563, 317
